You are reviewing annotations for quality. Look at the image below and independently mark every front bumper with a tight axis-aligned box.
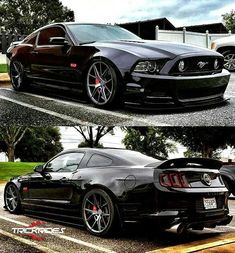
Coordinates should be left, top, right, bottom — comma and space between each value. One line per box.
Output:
125, 70, 230, 109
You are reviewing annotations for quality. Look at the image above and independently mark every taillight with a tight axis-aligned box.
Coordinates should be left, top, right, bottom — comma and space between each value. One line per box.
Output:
160, 173, 190, 188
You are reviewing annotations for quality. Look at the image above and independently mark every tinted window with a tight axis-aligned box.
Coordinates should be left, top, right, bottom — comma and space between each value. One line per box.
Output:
45, 153, 84, 172
38, 27, 66, 46
67, 24, 140, 43
24, 33, 37, 45
102, 149, 160, 166
87, 154, 113, 167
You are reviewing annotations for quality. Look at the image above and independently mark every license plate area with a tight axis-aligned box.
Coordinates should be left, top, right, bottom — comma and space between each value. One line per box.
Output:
203, 197, 217, 210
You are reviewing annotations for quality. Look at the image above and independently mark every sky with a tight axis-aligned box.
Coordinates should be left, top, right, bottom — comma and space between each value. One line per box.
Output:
60, 0, 235, 27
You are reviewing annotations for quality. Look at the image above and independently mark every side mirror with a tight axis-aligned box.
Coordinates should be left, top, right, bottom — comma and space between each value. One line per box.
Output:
49, 37, 69, 46
34, 165, 44, 173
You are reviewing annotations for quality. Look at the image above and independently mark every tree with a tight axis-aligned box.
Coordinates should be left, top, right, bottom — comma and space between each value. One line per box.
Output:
160, 127, 235, 159
122, 127, 176, 159
0, 0, 74, 34
0, 127, 28, 162
15, 127, 63, 162
74, 127, 115, 148
222, 10, 235, 32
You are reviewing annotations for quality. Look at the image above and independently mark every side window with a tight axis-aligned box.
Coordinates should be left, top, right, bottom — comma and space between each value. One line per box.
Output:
45, 153, 84, 172
24, 33, 38, 46
38, 27, 66, 46
87, 154, 113, 167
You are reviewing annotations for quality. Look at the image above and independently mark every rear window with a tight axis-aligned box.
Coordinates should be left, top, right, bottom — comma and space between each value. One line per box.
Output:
87, 154, 113, 167
104, 149, 160, 166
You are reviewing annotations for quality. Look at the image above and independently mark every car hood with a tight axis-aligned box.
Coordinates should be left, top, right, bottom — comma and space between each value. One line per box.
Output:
86, 40, 220, 59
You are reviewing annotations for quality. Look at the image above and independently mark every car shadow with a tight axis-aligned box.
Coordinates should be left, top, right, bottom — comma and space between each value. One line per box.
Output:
18, 84, 230, 116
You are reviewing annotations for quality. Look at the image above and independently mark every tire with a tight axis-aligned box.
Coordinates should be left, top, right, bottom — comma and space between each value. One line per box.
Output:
10, 60, 28, 91
82, 189, 116, 236
86, 60, 122, 109
221, 50, 235, 72
4, 184, 21, 214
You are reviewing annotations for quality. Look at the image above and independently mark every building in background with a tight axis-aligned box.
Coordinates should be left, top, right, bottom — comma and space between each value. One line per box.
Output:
119, 17, 228, 40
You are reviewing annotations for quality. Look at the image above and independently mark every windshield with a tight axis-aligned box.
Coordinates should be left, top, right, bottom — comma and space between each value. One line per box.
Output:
67, 24, 141, 44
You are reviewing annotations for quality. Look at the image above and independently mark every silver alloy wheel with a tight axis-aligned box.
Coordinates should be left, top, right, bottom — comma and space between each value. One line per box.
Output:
5, 185, 19, 212
87, 61, 114, 105
11, 61, 24, 89
83, 192, 111, 234
224, 53, 235, 71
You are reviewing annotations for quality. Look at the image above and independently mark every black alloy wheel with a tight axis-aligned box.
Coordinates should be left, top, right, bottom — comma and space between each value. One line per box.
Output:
4, 184, 21, 214
10, 61, 28, 91
86, 60, 121, 108
82, 189, 116, 236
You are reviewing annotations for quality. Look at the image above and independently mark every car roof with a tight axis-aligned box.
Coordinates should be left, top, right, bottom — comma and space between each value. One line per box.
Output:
59, 148, 160, 166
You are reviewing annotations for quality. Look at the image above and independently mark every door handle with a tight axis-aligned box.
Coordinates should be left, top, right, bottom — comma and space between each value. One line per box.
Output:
31, 51, 39, 55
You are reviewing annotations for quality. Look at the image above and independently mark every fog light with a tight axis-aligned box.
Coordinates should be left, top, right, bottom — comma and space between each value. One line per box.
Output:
178, 60, 185, 72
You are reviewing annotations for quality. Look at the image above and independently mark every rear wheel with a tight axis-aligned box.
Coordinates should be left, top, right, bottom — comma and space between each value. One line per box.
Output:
221, 50, 235, 72
4, 184, 21, 214
82, 189, 116, 236
86, 60, 122, 109
10, 60, 28, 91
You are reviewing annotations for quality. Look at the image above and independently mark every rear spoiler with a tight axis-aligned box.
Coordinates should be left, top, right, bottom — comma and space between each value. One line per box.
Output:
157, 158, 223, 170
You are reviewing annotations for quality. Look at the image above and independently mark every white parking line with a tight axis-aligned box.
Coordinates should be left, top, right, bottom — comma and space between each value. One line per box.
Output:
1, 88, 171, 126
0, 229, 58, 253
0, 95, 94, 125
0, 215, 117, 253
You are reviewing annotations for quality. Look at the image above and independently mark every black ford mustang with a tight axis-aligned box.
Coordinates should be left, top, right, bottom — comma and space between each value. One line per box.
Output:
6, 23, 230, 109
4, 148, 232, 236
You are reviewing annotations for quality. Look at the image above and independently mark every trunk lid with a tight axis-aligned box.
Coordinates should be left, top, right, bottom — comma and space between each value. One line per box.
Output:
154, 158, 225, 191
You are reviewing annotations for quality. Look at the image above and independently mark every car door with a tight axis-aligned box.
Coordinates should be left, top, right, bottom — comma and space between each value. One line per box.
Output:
29, 26, 79, 88
25, 152, 85, 210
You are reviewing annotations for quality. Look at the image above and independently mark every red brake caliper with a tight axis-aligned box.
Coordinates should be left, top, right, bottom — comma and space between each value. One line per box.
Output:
93, 206, 97, 212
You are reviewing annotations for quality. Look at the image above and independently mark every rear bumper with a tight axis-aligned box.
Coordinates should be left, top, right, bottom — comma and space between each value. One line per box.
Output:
140, 209, 232, 228
124, 70, 230, 109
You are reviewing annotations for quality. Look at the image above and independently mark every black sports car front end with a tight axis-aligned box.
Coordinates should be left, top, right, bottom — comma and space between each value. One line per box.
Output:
6, 23, 231, 109
123, 48, 230, 108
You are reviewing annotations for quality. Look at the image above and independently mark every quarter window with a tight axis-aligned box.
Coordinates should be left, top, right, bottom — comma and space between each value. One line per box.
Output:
45, 153, 84, 172
87, 154, 113, 167
38, 27, 66, 46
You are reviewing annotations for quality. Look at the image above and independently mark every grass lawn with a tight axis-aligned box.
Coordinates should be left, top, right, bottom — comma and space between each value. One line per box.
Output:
0, 162, 42, 182
0, 64, 7, 73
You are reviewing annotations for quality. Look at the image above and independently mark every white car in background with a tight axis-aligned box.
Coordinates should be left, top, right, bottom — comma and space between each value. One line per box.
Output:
212, 36, 235, 72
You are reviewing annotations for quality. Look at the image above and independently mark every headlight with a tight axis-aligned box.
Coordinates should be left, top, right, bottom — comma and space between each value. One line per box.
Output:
134, 60, 167, 74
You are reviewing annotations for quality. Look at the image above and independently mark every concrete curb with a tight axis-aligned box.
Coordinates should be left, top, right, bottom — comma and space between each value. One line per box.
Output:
0, 73, 10, 87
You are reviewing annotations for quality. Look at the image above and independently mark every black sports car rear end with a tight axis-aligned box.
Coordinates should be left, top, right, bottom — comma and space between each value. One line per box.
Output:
4, 149, 232, 236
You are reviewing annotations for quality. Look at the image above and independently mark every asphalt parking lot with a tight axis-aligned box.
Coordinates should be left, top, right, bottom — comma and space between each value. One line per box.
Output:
1, 183, 235, 253
0, 73, 234, 126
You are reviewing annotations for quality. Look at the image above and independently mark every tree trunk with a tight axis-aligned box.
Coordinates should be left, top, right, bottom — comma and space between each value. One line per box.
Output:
202, 144, 213, 158
8, 145, 15, 162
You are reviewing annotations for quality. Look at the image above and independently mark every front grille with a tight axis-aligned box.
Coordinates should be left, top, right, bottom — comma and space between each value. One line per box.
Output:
170, 56, 224, 76
178, 86, 226, 100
